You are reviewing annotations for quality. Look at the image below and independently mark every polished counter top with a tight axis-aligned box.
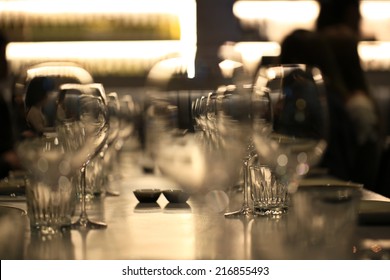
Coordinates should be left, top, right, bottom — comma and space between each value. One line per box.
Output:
1, 139, 390, 260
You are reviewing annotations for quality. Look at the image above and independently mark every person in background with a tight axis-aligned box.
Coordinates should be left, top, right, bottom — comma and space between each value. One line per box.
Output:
0, 31, 20, 178
280, 29, 358, 185
316, 0, 362, 38
315, 0, 384, 191
24, 76, 55, 136
0, 92, 20, 178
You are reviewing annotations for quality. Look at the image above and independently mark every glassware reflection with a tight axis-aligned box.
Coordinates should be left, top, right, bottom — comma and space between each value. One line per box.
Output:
26, 229, 75, 260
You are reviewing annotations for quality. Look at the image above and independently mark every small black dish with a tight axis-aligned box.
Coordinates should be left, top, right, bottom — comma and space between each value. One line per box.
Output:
133, 189, 162, 203
162, 189, 190, 203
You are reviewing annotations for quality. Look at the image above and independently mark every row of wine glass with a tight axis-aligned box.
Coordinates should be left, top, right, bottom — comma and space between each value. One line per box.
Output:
146, 64, 329, 217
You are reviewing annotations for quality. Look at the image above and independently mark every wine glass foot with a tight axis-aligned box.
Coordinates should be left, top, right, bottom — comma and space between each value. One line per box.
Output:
224, 206, 253, 219
71, 218, 107, 230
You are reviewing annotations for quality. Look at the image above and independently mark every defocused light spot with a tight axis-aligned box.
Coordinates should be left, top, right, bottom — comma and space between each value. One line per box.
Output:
297, 152, 307, 163
205, 190, 229, 213
296, 163, 309, 176
58, 176, 71, 191
277, 154, 288, 167
267, 68, 277, 80
276, 166, 286, 176
59, 160, 71, 176
37, 157, 49, 173
296, 98, 306, 110
295, 111, 305, 122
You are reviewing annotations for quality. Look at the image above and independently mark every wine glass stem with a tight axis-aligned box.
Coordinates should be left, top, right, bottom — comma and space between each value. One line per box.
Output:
79, 165, 89, 224
242, 159, 250, 209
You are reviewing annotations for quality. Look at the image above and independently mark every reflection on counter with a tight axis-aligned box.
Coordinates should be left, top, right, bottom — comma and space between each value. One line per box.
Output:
26, 229, 75, 260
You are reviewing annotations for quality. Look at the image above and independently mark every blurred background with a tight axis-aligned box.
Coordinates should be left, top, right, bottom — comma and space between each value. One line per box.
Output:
1, 0, 390, 193
2, 1, 390, 93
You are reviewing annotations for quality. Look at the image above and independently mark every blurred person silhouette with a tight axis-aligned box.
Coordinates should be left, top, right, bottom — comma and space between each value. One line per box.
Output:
280, 29, 359, 185
280, 30, 382, 191
315, 0, 384, 191
316, 0, 362, 39
0, 31, 21, 178
24, 76, 55, 136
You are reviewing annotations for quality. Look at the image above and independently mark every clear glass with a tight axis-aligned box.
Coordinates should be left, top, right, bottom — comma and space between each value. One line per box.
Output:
218, 85, 256, 218
249, 164, 289, 216
57, 83, 109, 230
191, 86, 257, 217
17, 135, 78, 234
99, 91, 121, 196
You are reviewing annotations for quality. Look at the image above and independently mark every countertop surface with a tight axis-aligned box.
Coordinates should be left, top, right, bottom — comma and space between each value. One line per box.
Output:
1, 139, 390, 260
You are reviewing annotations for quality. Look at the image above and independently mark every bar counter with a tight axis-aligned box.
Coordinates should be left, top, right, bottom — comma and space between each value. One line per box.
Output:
1, 139, 390, 260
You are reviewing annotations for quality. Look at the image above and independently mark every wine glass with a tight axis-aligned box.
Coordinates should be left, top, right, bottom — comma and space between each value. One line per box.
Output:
252, 64, 329, 206
12, 62, 94, 141
97, 91, 121, 196
191, 95, 208, 133
145, 90, 248, 197
189, 86, 256, 217
219, 84, 258, 218
191, 90, 219, 143
114, 94, 139, 153
57, 83, 109, 229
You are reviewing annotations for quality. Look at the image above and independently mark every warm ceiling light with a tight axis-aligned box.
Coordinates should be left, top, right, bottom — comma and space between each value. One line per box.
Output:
6, 41, 184, 76
361, 1, 390, 20
233, 1, 320, 23
358, 41, 390, 70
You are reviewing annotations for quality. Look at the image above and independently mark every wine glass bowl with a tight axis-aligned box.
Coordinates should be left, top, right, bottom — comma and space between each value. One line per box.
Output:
115, 94, 138, 151
12, 62, 94, 140
98, 91, 122, 196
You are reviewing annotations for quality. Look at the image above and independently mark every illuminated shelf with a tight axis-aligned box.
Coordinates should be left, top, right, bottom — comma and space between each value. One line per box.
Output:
7, 40, 389, 80
3, 0, 390, 78
6, 40, 186, 76
1, 0, 197, 77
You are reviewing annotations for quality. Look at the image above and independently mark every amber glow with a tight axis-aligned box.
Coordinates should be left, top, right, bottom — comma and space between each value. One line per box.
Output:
3, 0, 390, 76
233, 0, 390, 42
233, 1, 319, 23
358, 41, 390, 71
1, 0, 196, 77
7, 41, 184, 76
